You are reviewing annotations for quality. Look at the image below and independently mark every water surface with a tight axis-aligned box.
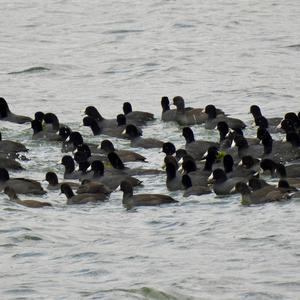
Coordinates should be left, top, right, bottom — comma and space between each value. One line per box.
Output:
0, 1, 300, 299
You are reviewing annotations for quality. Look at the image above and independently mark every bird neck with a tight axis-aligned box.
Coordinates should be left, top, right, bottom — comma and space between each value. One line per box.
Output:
90, 120, 102, 135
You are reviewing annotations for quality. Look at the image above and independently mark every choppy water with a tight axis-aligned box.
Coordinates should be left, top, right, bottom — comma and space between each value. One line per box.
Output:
1, 1, 300, 299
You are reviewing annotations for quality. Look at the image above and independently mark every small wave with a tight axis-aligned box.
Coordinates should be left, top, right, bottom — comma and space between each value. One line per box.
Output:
70, 251, 98, 259
0, 243, 17, 247
285, 44, 300, 50
23, 235, 43, 241
13, 252, 44, 258
110, 287, 196, 300
8, 66, 50, 74
173, 23, 195, 28
103, 29, 144, 34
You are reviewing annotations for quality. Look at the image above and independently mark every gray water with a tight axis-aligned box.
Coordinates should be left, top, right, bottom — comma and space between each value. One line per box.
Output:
1, 1, 300, 299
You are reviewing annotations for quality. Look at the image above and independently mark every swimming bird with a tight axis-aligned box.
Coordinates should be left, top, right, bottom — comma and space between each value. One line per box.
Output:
0, 157, 24, 170
82, 116, 103, 135
161, 96, 177, 122
254, 116, 282, 134
180, 155, 209, 187
77, 159, 142, 190
58, 126, 73, 153
209, 168, 248, 195
162, 142, 176, 156
119, 180, 178, 209
77, 180, 112, 195
180, 146, 219, 186
248, 177, 274, 192
84, 106, 117, 128
275, 163, 300, 179
250, 105, 282, 127
43, 112, 67, 132
123, 124, 164, 149
277, 180, 298, 193
45, 171, 80, 190
260, 159, 277, 177
217, 121, 234, 150
65, 131, 99, 153
0, 97, 32, 124
231, 134, 264, 159
235, 182, 290, 205
123, 101, 154, 126
205, 104, 246, 130
173, 96, 207, 125
182, 127, 219, 160
83, 115, 137, 139
60, 155, 82, 179
238, 155, 260, 174
99, 139, 146, 162
182, 174, 211, 197
34, 111, 45, 122
60, 183, 108, 205
275, 164, 300, 187
107, 152, 163, 176
223, 154, 255, 179
4, 187, 52, 208
31, 120, 62, 141
0, 132, 28, 154
165, 161, 183, 191
281, 112, 300, 134
74, 143, 106, 164
0, 168, 46, 194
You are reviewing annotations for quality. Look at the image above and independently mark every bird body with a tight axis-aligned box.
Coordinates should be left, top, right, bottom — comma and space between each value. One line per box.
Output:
120, 180, 178, 209
4, 187, 51, 208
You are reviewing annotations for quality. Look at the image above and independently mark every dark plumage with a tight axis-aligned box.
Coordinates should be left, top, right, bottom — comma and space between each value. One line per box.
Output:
235, 182, 290, 205
0, 97, 32, 124
77, 180, 112, 195
4, 187, 51, 208
0, 168, 46, 195
100, 139, 146, 162
166, 161, 183, 191
82, 116, 102, 135
182, 174, 211, 197
161, 96, 177, 122
83, 114, 134, 138
0, 157, 24, 170
173, 96, 207, 125
43, 113, 67, 132
107, 152, 163, 176
31, 120, 62, 141
119, 180, 178, 209
60, 183, 108, 205
124, 124, 164, 149
45, 171, 80, 190
60, 155, 81, 179
0, 132, 28, 154
84, 106, 117, 128
232, 134, 264, 159
34, 111, 45, 122
210, 168, 248, 195
123, 102, 154, 126
65, 132, 99, 153
276, 163, 300, 179
260, 159, 277, 177
182, 127, 218, 160
250, 105, 282, 127
223, 154, 255, 179
77, 159, 142, 190
205, 104, 246, 130
162, 142, 176, 156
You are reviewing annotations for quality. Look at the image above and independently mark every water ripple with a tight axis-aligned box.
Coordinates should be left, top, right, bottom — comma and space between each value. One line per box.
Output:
8, 66, 50, 74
